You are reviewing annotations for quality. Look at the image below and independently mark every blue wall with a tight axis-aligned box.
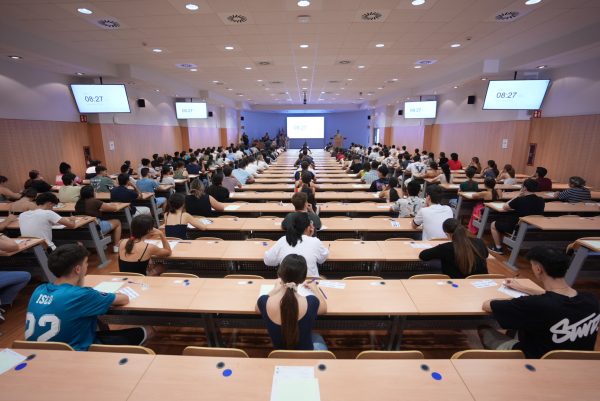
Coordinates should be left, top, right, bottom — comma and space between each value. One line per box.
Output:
240, 111, 370, 149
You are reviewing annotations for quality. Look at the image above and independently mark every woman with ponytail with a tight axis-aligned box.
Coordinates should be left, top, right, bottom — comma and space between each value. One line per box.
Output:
464, 177, 503, 234
264, 212, 329, 277
75, 185, 122, 253
497, 164, 517, 185
419, 218, 488, 278
118, 214, 172, 276
481, 160, 499, 179
256, 254, 328, 350
185, 178, 224, 217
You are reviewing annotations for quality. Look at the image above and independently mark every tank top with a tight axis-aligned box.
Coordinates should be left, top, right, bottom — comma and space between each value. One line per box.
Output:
118, 241, 150, 275
295, 186, 314, 193
174, 170, 187, 179
165, 212, 188, 239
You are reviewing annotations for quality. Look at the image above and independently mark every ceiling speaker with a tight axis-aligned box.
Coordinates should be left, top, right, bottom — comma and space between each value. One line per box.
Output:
241, 116, 244, 121
398, 110, 403, 115
208, 111, 213, 117
467, 95, 476, 104
137, 99, 145, 107
367, 115, 371, 120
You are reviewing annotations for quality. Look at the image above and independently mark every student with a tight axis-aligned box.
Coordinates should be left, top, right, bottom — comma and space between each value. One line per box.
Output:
206, 174, 230, 203
362, 161, 379, 185
185, 179, 225, 217
480, 160, 499, 179
138, 158, 157, 179
257, 154, 269, 170
232, 159, 255, 185
335, 148, 345, 162
110, 174, 151, 217
75, 186, 122, 253
245, 157, 262, 177
150, 154, 160, 169
420, 150, 429, 163
90, 166, 114, 193
9, 188, 37, 213
265, 212, 329, 277
58, 173, 81, 203
431, 163, 453, 184
555, 176, 591, 203
428, 152, 436, 164
123, 160, 134, 175
398, 153, 412, 170
0, 236, 30, 323
381, 150, 396, 170
423, 161, 440, 179
447, 153, 462, 170
24, 170, 53, 193
120, 164, 137, 185
257, 254, 328, 350
356, 161, 370, 178
163, 193, 206, 239
295, 161, 316, 182
448, 167, 478, 208
153, 157, 165, 173
530, 167, 552, 191
404, 156, 427, 185
56, 162, 82, 186
379, 177, 400, 202
185, 157, 203, 175
222, 166, 242, 192
465, 177, 503, 234
25, 244, 155, 350
497, 164, 517, 185
411, 184, 453, 241
419, 218, 488, 279
488, 179, 545, 255
135, 168, 166, 207
0, 176, 22, 202
480, 245, 600, 359
281, 192, 321, 232
19, 192, 77, 252
438, 152, 448, 166
295, 172, 318, 194
390, 180, 425, 218
174, 161, 189, 180
467, 157, 482, 174
158, 166, 176, 187
85, 159, 101, 179
118, 215, 172, 276
368, 165, 389, 192
345, 155, 363, 174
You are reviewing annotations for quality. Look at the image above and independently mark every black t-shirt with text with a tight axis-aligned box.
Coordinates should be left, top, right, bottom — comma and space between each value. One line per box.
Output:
349, 163, 363, 174
508, 194, 545, 221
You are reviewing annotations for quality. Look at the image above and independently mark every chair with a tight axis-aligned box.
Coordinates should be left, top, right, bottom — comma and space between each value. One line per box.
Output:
385, 238, 415, 241
88, 344, 155, 355
261, 216, 279, 218
109, 272, 144, 276
12, 340, 74, 351
195, 237, 225, 241
541, 350, 600, 360
335, 238, 359, 241
369, 215, 392, 218
356, 351, 424, 360
224, 274, 265, 280
409, 274, 451, 280
183, 346, 249, 358
268, 350, 336, 359
451, 350, 525, 359
343, 276, 383, 280
466, 274, 505, 280
247, 238, 273, 242
160, 272, 200, 278
306, 276, 325, 281
217, 215, 238, 218
428, 237, 448, 241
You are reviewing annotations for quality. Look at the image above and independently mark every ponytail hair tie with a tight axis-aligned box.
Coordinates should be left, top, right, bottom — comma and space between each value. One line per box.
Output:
284, 282, 298, 292
130, 237, 135, 240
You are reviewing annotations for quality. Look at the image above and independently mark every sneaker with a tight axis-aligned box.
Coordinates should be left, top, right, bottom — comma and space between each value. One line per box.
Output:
113, 246, 119, 254
488, 245, 504, 255
0, 308, 5, 325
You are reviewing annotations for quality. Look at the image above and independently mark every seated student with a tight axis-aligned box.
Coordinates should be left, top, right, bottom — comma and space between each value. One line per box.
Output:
185, 178, 225, 217
555, 176, 591, 203
58, 173, 81, 203
379, 177, 400, 202
0, 236, 31, 324
345, 155, 363, 174
294, 161, 316, 182
431, 163, 453, 184
25, 244, 155, 350
467, 157, 482, 174
366, 165, 388, 193
120, 164, 137, 185
122, 160, 134, 176
480, 245, 600, 359
19, 192, 78, 252
448, 167, 479, 208
265, 213, 329, 278
396, 153, 413, 174
174, 161, 189, 180
118, 215, 172, 276
9, 188, 37, 213
464, 177, 503, 234
257, 154, 269, 170
0, 176, 22, 202
185, 157, 203, 175
403, 156, 427, 185
257, 254, 328, 351
110, 174, 151, 217
362, 161, 380, 185
222, 166, 242, 192
138, 158, 158, 179
438, 152, 449, 166
150, 154, 160, 169
232, 159, 255, 185
90, 166, 114, 193
24, 170, 53, 193
423, 161, 440, 179
530, 166, 552, 191
158, 166, 176, 188
480, 160, 499, 179
335, 148, 345, 162
447, 153, 462, 170
153, 157, 165, 173
135, 168, 166, 207
56, 162, 82, 186
295, 172, 318, 194
390, 180, 425, 218
411, 184, 453, 240
428, 152, 436, 164
206, 174, 230, 203
75, 185, 122, 253
85, 159, 101, 179
163, 193, 206, 239
496, 164, 517, 185
419, 218, 488, 279
245, 157, 261, 177
488, 179, 545, 255
420, 150, 429, 164
355, 161, 370, 178
282, 192, 321, 232
226, 149, 238, 164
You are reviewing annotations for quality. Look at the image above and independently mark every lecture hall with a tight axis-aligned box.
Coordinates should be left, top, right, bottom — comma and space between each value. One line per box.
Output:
1, 0, 600, 399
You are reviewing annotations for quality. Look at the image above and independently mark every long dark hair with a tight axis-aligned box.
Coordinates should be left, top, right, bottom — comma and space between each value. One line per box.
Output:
286, 212, 311, 247
443, 218, 485, 276
300, 171, 312, 187
160, 165, 170, 183
75, 185, 95, 215
126, 215, 154, 255
441, 164, 451, 183
388, 177, 399, 202
24, 170, 40, 188
20, 188, 37, 200
300, 186, 317, 212
166, 192, 185, 215
277, 254, 308, 350
465, 167, 476, 189
487, 160, 499, 177
206, 174, 224, 198
484, 177, 500, 201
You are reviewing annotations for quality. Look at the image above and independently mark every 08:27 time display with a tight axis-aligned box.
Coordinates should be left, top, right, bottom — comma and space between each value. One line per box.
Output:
496, 92, 517, 99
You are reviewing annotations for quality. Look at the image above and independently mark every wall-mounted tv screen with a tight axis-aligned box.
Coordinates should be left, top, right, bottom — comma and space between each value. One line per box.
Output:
482, 80, 550, 110
70, 84, 131, 113
286, 117, 325, 138
176, 102, 208, 119
404, 101, 437, 119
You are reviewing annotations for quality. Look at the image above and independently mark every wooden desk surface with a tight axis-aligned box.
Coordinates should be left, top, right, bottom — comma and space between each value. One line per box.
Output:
576, 238, 600, 253
0, 349, 155, 401
485, 201, 599, 213
155, 239, 231, 260
218, 202, 262, 213
322, 240, 385, 262
221, 239, 276, 260
202, 217, 247, 231
229, 192, 293, 200
440, 183, 521, 191
319, 183, 371, 191
352, 202, 394, 213
403, 279, 542, 315
238, 184, 296, 191
521, 216, 600, 230
552, 183, 593, 190
96, 192, 155, 200
345, 191, 384, 201
365, 218, 420, 232
376, 240, 448, 261
452, 359, 600, 400
0, 237, 45, 256
6, 217, 95, 230
240, 217, 285, 231
319, 217, 368, 231
500, 191, 557, 200
84, 275, 206, 312
316, 202, 356, 213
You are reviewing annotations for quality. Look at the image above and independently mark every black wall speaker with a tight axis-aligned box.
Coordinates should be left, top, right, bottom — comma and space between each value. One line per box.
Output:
137, 99, 146, 107
467, 95, 476, 104
398, 110, 403, 116
241, 116, 244, 121
367, 115, 371, 120
208, 111, 213, 117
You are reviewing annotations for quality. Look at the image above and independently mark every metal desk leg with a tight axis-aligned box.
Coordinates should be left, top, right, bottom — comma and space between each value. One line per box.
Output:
503, 223, 528, 271
185, 182, 190, 195
453, 196, 463, 219
421, 181, 428, 198
88, 222, 111, 269
475, 207, 491, 239
565, 247, 591, 286
123, 207, 132, 230
149, 196, 161, 228
31, 244, 56, 282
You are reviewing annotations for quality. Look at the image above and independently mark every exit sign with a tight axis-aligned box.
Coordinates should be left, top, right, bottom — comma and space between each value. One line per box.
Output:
80, 114, 88, 122
533, 110, 542, 118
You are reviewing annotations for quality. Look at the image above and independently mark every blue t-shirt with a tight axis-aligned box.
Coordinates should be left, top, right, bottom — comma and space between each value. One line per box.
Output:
227, 154, 237, 162
295, 170, 315, 181
26, 283, 115, 351
136, 178, 159, 193
186, 163, 201, 175
110, 186, 139, 214
232, 168, 252, 185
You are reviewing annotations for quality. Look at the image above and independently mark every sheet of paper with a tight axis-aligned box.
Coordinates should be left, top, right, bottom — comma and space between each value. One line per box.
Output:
116, 286, 140, 300
391, 221, 400, 227
274, 222, 282, 226
260, 285, 275, 296
297, 285, 315, 298
373, 193, 380, 198
318, 281, 345, 289
377, 206, 389, 209
0, 219, 5, 223
200, 219, 213, 225
583, 240, 600, 249
14, 240, 25, 244
225, 205, 241, 211
93, 282, 124, 293
276, 379, 320, 401
352, 184, 364, 188
543, 192, 555, 196
233, 192, 246, 196
410, 243, 432, 249
437, 282, 446, 285
488, 202, 506, 209
52, 225, 66, 230
470, 279, 499, 288
498, 285, 527, 298
319, 225, 328, 231
0, 349, 27, 376
144, 240, 159, 245
449, 185, 460, 188
155, 241, 178, 250
461, 192, 477, 197
271, 366, 315, 401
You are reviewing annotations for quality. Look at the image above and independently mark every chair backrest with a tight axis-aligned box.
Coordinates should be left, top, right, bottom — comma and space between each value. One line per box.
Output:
195, 237, 224, 241
88, 344, 155, 355
224, 274, 265, 280
248, 238, 273, 242
12, 340, 74, 351
356, 350, 424, 360
306, 276, 325, 281
268, 350, 336, 359
451, 350, 525, 359
160, 273, 200, 278
183, 346, 249, 358
335, 238, 359, 241
343, 276, 383, 280
369, 215, 392, 218
109, 272, 144, 276
466, 274, 505, 280
429, 237, 448, 241
217, 215, 238, 218
541, 350, 600, 360
385, 238, 415, 241
409, 274, 451, 280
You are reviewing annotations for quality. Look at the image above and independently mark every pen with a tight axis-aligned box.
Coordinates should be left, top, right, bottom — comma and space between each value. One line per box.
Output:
128, 281, 143, 285
178, 241, 192, 244
319, 287, 327, 299
511, 274, 520, 281
309, 277, 319, 283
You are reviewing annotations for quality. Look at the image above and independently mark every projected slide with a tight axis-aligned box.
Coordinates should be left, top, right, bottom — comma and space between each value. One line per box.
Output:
287, 117, 324, 139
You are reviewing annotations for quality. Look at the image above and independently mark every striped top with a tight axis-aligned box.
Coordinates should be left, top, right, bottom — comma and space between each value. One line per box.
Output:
557, 186, 591, 203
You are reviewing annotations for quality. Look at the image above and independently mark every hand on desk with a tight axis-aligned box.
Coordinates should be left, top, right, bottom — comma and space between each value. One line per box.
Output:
503, 278, 544, 296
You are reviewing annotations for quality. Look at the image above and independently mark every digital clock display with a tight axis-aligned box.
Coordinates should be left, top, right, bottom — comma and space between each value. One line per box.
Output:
483, 80, 550, 110
176, 102, 207, 119
404, 101, 437, 119
71, 84, 131, 113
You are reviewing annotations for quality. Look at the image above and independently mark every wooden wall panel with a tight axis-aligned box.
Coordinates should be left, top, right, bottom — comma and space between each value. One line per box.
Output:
382, 127, 392, 147
180, 127, 190, 152
525, 114, 600, 188
189, 127, 220, 149
389, 126, 425, 153
0, 118, 90, 192
89, 123, 106, 165
511, 120, 531, 173
422, 125, 433, 153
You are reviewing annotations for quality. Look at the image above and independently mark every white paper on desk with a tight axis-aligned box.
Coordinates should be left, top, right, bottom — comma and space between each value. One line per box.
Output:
234, 193, 246, 196
200, 219, 213, 225
512, 185, 521, 188
377, 206, 389, 209
543, 192, 555, 196
319, 225, 328, 231
373, 193, 380, 198
391, 221, 400, 228
274, 222, 282, 226
298, 285, 315, 298
470, 279, 498, 289
271, 366, 315, 401
449, 185, 460, 188
0, 349, 27, 376
318, 281, 345, 289
352, 184, 365, 188
225, 205, 241, 211
93, 282, 124, 293
437, 282, 446, 285
461, 192, 477, 197
489, 202, 506, 209
14, 240, 25, 244
0, 219, 4, 223
116, 286, 140, 300
348, 174, 356, 177
144, 240, 159, 245
260, 285, 274, 296
153, 241, 178, 250
52, 225, 66, 229
498, 285, 528, 298
411, 243, 431, 249
584, 203, 596, 206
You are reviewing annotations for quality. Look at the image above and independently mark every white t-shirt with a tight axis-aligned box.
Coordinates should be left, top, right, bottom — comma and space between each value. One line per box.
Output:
436, 173, 454, 184
412, 204, 454, 241
258, 160, 269, 170
19, 209, 62, 249
368, 152, 379, 160
85, 166, 97, 174
406, 162, 427, 176
264, 235, 329, 277
245, 164, 260, 177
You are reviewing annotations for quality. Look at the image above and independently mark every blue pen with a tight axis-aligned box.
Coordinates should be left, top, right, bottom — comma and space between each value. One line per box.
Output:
308, 277, 319, 283
319, 287, 327, 299
128, 281, 143, 285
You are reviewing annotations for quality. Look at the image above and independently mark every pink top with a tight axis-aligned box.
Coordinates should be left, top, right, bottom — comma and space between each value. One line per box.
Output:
55, 174, 82, 186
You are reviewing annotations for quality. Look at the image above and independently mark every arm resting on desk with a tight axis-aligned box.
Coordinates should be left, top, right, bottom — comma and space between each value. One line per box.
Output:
0, 234, 19, 253
112, 293, 130, 306
57, 217, 77, 229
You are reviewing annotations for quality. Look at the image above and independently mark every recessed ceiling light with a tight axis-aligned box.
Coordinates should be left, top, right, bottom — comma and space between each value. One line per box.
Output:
453, 86, 458, 88
228, 88, 233, 90
77, 8, 92, 14
348, 79, 353, 81
481, 78, 487, 80
298, 1, 310, 6
176, 95, 179, 97
155, 89, 160, 92
451, 44, 460, 48
186, 4, 199, 10
213, 80, 218, 83
335, 94, 339, 95
128, 82, 134, 84
414, 66, 422, 69
190, 69, 197, 71
525, 0, 541, 4
392, 78, 398, 81
434, 92, 438, 94
265, 88, 269, 90
245, 67, 251, 70
358, 65, 365, 68
75, 72, 84, 75
303, 88, 307, 89
341, 87, 345, 89
412, 0, 425, 5
301, 66, 308, 69
537, 65, 547, 68
257, 80, 262, 82
378, 87, 384, 89
239, 95, 243, 96
8, 56, 21, 59
302, 79, 307, 81
367, 94, 372, 95
300, 44, 309, 48
375, 44, 385, 47
225, 46, 234, 50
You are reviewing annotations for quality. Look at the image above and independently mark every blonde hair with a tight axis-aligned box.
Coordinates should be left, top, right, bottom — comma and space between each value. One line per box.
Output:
189, 178, 204, 199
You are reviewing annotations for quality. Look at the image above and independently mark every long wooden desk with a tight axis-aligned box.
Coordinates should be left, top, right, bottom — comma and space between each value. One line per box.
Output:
565, 238, 600, 285
0, 237, 53, 282
96, 191, 163, 228
452, 191, 558, 220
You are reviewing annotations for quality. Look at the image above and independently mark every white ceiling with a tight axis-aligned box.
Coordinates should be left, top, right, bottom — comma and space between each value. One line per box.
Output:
1, 0, 600, 108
